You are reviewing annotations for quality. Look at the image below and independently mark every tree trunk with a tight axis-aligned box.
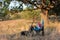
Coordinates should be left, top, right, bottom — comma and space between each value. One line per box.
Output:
41, 9, 49, 27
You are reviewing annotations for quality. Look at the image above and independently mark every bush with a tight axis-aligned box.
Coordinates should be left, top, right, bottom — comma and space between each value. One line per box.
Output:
20, 9, 41, 21
0, 6, 41, 21
9, 13, 21, 20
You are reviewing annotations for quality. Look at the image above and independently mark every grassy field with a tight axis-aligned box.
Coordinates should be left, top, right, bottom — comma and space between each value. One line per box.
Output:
0, 19, 60, 34
0, 19, 60, 40
0, 13, 60, 40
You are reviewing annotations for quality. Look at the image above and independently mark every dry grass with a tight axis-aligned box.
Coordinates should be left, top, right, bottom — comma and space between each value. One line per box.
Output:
0, 13, 60, 40
0, 15, 60, 33
0, 19, 32, 34
0, 25, 60, 40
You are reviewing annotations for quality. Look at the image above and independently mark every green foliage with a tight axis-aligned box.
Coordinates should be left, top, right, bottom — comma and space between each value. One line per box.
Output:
48, 0, 60, 16
5, 0, 11, 4
0, 4, 10, 20
2, 0, 60, 20
9, 14, 21, 20
20, 9, 41, 21
46, 0, 50, 5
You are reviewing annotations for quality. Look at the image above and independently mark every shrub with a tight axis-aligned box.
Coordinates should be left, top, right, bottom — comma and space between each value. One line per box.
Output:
20, 9, 41, 21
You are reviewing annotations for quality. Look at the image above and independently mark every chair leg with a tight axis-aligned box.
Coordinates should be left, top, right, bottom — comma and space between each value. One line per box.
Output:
42, 26, 44, 36
42, 30, 44, 36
